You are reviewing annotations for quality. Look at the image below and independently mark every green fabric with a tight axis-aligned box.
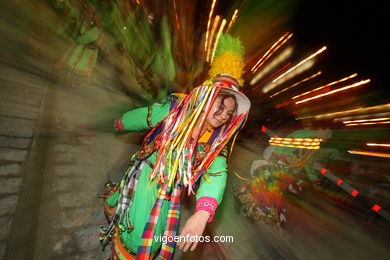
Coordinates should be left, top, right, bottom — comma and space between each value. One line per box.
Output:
76, 26, 99, 44
121, 102, 171, 132
196, 156, 228, 204
67, 26, 100, 75
109, 100, 228, 253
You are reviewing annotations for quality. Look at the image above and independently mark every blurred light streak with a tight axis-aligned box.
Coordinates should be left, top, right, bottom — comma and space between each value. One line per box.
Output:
206, 15, 220, 62
348, 150, 390, 158
334, 112, 390, 122
270, 71, 322, 98
210, 19, 227, 63
251, 32, 293, 73
343, 117, 390, 124
172, 0, 180, 30
226, 9, 238, 33
273, 46, 327, 83
271, 137, 322, 142
269, 142, 320, 149
264, 60, 315, 94
367, 143, 390, 147
250, 46, 293, 86
295, 79, 370, 105
205, 0, 217, 52
345, 121, 390, 126
250, 62, 291, 92
292, 73, 358, 100
269, 137, 321, 149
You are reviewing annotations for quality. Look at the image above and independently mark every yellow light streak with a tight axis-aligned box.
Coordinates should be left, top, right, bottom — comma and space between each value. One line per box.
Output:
250, 47, 294, 87
269, 142, 320, 149
348, 150, 390, 158
271, 137, 322, 142
273, 46, 327, 83
226, 9, 238, 32
205, 0, 217, 52
270, 71, 322, 98
296, 103, 390, 120
343, 117, 390, 124
210, 19, 227, 63
271, 140, 321, 146
206, 15, 220, 62
367, 143, 390, 147
251, 32, 292, 72
295, 79, 370, 105
292, 73, 358, 100
345, 121, 390, 126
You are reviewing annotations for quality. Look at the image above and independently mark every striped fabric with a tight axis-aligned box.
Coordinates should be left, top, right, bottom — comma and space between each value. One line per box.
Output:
100, 159, 145, 248
136, 184, 168, 258
160, 181, 182, 259
136, 181, 182, 259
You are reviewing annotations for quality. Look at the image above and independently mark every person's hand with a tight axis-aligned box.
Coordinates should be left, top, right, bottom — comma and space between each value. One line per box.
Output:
177, 210, 210, 252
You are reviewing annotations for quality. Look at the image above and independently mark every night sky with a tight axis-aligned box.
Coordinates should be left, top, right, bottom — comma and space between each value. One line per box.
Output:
291, 0, 387, 94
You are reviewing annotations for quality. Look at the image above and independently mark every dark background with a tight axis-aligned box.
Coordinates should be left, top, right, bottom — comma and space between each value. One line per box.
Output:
292, 0, 387, 96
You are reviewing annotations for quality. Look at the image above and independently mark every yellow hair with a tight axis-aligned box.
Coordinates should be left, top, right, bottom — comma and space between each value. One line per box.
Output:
208, 52, 245, 86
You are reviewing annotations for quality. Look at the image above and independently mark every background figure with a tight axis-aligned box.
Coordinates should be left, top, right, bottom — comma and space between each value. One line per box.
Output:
233, 129, 332, 225
64, 4, 103, 88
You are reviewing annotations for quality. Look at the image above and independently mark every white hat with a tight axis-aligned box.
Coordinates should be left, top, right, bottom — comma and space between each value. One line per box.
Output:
212, 74, 251, 115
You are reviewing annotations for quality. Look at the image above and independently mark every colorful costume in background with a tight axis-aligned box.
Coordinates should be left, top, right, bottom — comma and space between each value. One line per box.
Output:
233, 129, 324, 226
67, 16, 103, 77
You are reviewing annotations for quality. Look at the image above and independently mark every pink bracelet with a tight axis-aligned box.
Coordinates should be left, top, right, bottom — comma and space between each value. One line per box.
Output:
195, 197, 218, 223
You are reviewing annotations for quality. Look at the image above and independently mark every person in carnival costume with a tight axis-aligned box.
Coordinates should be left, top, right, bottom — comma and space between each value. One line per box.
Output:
100, 34, 251, 259
64, 3, 103, 88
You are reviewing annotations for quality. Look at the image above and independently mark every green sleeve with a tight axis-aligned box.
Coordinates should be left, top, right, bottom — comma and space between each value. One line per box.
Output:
120, 102, 170, 132
196, 155, 228, 204
76, 27, 99, 44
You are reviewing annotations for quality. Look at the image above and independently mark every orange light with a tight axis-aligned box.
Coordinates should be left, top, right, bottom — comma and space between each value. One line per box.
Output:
348, 150, 390, 158
292, 73, 357, 100
345, 121, 390, 126
273, 46, 327, 83
367, 143, 390, 147
206, 15, 220, 62
251, 32, 293, 73
172, 0, 180, 30
226, 9, 238, 32
251, 62, 291, 92
296, 79, 370, 105
210, 19, 227, 63
205, 0, 217, 52
270, 71, 322, 98
344, 117, 390, 124
269, 142, 320, 149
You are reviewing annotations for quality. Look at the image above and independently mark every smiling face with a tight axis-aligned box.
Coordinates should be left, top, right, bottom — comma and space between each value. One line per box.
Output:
206, 94, 237, 129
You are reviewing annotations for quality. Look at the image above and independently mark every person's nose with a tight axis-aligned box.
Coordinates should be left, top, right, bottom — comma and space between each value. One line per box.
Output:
221, 110, 229, 121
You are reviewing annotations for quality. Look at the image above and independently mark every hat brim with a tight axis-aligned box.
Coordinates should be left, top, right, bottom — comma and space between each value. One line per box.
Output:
220, 87, 251, 115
